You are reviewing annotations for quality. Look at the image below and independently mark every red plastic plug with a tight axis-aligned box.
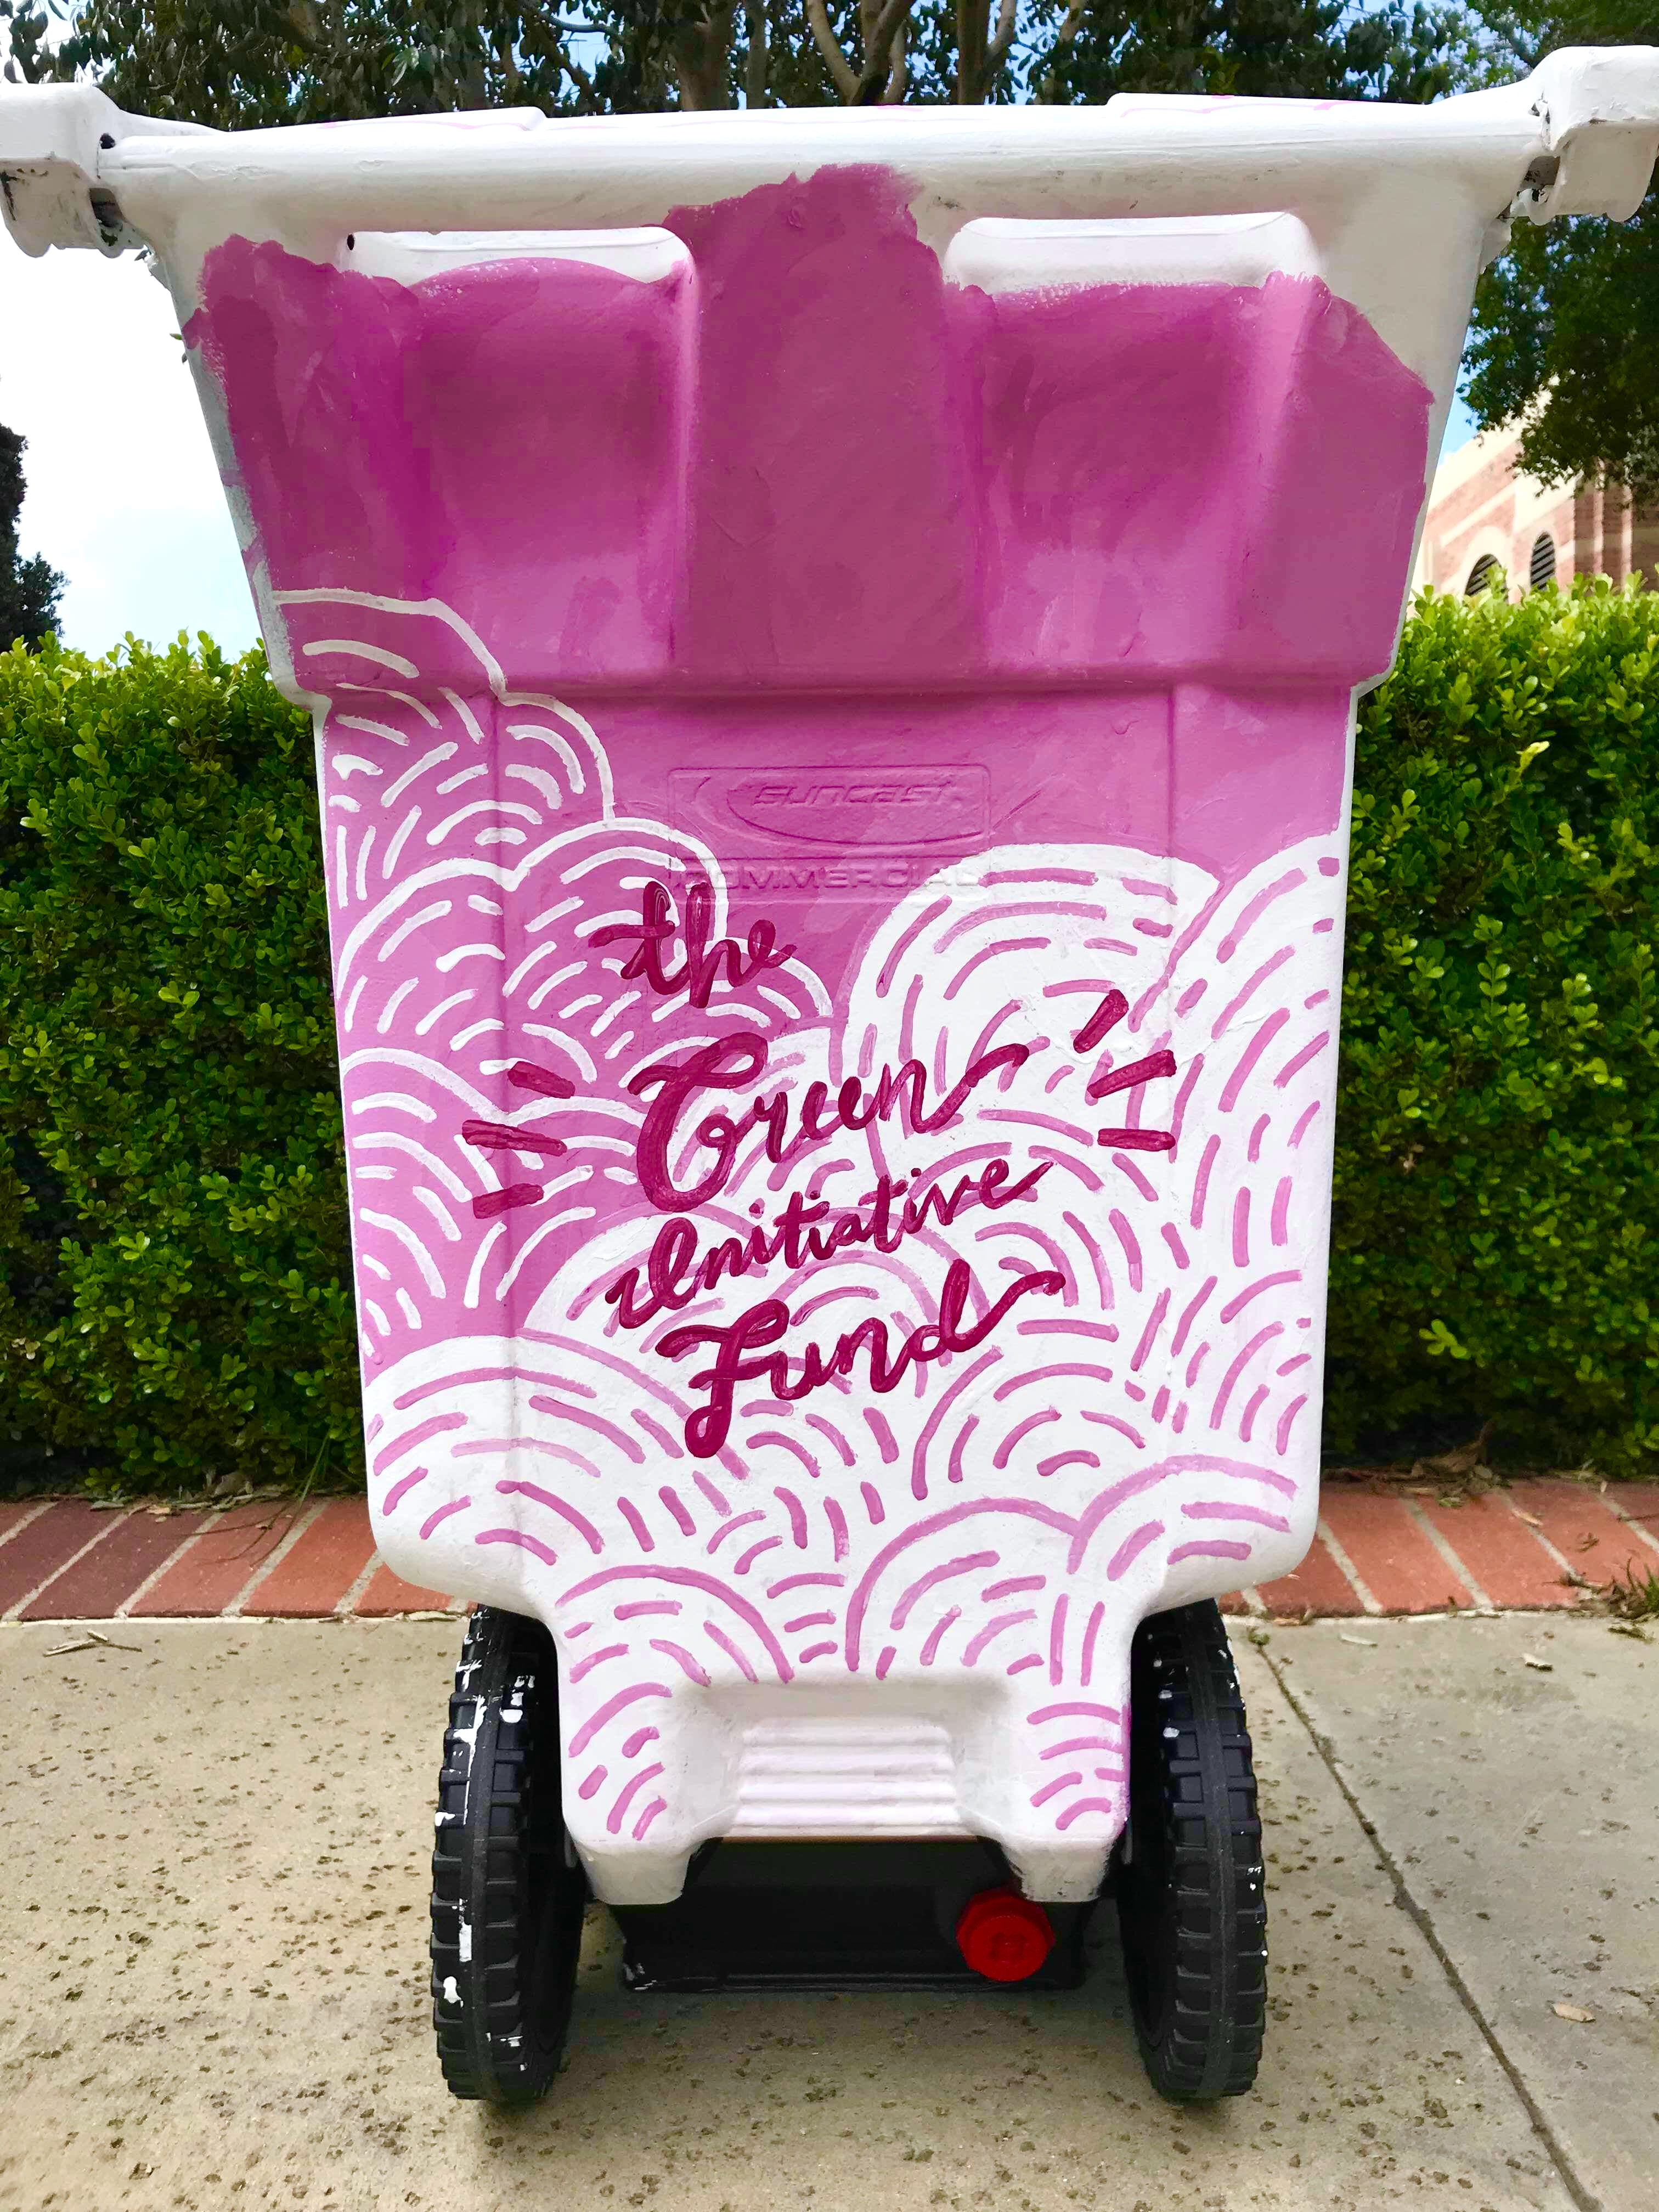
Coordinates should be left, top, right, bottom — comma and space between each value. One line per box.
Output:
955, 1886, 1056, 1983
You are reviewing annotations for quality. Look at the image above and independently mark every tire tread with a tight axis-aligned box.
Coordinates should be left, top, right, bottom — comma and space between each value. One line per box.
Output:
1117, 1600, 1267, 2102
430, 1606, 584, 2106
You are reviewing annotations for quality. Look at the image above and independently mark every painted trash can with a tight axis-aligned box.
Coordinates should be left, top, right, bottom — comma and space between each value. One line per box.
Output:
5, 49, 1657, 2106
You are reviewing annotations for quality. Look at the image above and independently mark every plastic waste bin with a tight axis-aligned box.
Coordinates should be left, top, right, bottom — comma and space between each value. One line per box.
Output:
5, 49, 1657, 2107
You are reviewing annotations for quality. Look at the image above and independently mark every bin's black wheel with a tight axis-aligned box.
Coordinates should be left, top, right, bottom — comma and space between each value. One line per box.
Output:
1116, 1599, 1267, 2103
430, 1605, 586, 2106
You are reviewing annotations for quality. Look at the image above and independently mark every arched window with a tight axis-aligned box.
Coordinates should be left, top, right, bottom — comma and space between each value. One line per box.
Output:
1465, 553, 1500, 595
1530, 533, 1557, 590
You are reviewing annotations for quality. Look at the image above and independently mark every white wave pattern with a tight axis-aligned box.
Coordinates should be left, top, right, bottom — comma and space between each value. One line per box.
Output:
302, 591, 1341, 1898
287, 590, 830, 1359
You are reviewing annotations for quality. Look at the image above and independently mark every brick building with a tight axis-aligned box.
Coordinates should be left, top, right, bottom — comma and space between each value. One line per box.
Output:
1412, 422, 1659, 596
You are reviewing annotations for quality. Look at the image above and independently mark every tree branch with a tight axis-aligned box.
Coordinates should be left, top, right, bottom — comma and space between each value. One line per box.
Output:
804, 0, 862, 100
744, 0, 768, 106
852, 0, 913, 104
985, 0, 1017, 75
882, 19, 908, 102
1037, 0, 1086, 103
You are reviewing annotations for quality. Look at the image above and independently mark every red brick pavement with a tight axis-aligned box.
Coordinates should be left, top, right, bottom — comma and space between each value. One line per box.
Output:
355, 1563, 452, 1616
18, 1508, 208, 1622
0, 1500, 47, 1547
1504, 1479, 1645, 1585
0, 1500, 117, 1618
251, 1497, 379, 1617
126, 1499, 310, 1618
0, 1480, 1644, 1623
1413, 1493, 1579, 1611
1609, 1484, 1659, 1538
1253, 1531, 1368, 1618
1315, 1489, 1476, 1615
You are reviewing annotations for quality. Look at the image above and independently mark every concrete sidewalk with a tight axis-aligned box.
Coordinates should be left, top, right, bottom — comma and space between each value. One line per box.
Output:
0, 1615, 1651, 2212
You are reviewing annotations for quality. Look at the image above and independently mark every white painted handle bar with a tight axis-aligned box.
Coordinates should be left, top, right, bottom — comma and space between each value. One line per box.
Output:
3, 46, 1658, 274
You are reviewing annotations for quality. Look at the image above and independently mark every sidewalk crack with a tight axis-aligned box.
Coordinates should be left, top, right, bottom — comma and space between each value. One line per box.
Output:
1256, 1644, 1601, 2212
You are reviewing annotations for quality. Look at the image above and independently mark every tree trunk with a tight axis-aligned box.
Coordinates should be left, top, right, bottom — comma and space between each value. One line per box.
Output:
674, 4, 737, 110
956, 0, 986, 103
955, 0, 1016, 101
744, 0, 769, 105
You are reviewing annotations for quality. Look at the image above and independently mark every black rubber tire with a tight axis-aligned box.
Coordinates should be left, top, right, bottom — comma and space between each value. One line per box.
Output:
430, 1605, 586, 2106
1116, 1599, 1267, 2103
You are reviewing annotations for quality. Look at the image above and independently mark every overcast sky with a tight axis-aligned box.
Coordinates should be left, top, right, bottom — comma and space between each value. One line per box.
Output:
1, 241, 261, 654
1, 232, 1481, 663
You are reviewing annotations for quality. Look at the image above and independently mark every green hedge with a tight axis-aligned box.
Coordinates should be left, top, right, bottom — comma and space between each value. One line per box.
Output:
0, 584, 1654, 1493
1330, 579, 1656, 1471
0, 636, 358, 1494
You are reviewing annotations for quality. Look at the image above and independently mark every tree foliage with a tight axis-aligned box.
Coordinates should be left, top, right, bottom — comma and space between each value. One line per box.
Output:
1464, 1, 1659, 492
1038, 0, 1472, 105
0, 420, 61, 653
1, 0, 1478, 119
21, 12, 1659, 516
1468, 193, 1659, 493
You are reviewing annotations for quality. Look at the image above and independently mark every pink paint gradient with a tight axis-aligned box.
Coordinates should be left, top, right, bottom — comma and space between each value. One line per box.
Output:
172, 162, 1436, 1876
189, 163, 1428, 703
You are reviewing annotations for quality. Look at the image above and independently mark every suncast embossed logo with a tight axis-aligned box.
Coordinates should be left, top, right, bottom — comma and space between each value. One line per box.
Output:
669, 766, 989, 849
